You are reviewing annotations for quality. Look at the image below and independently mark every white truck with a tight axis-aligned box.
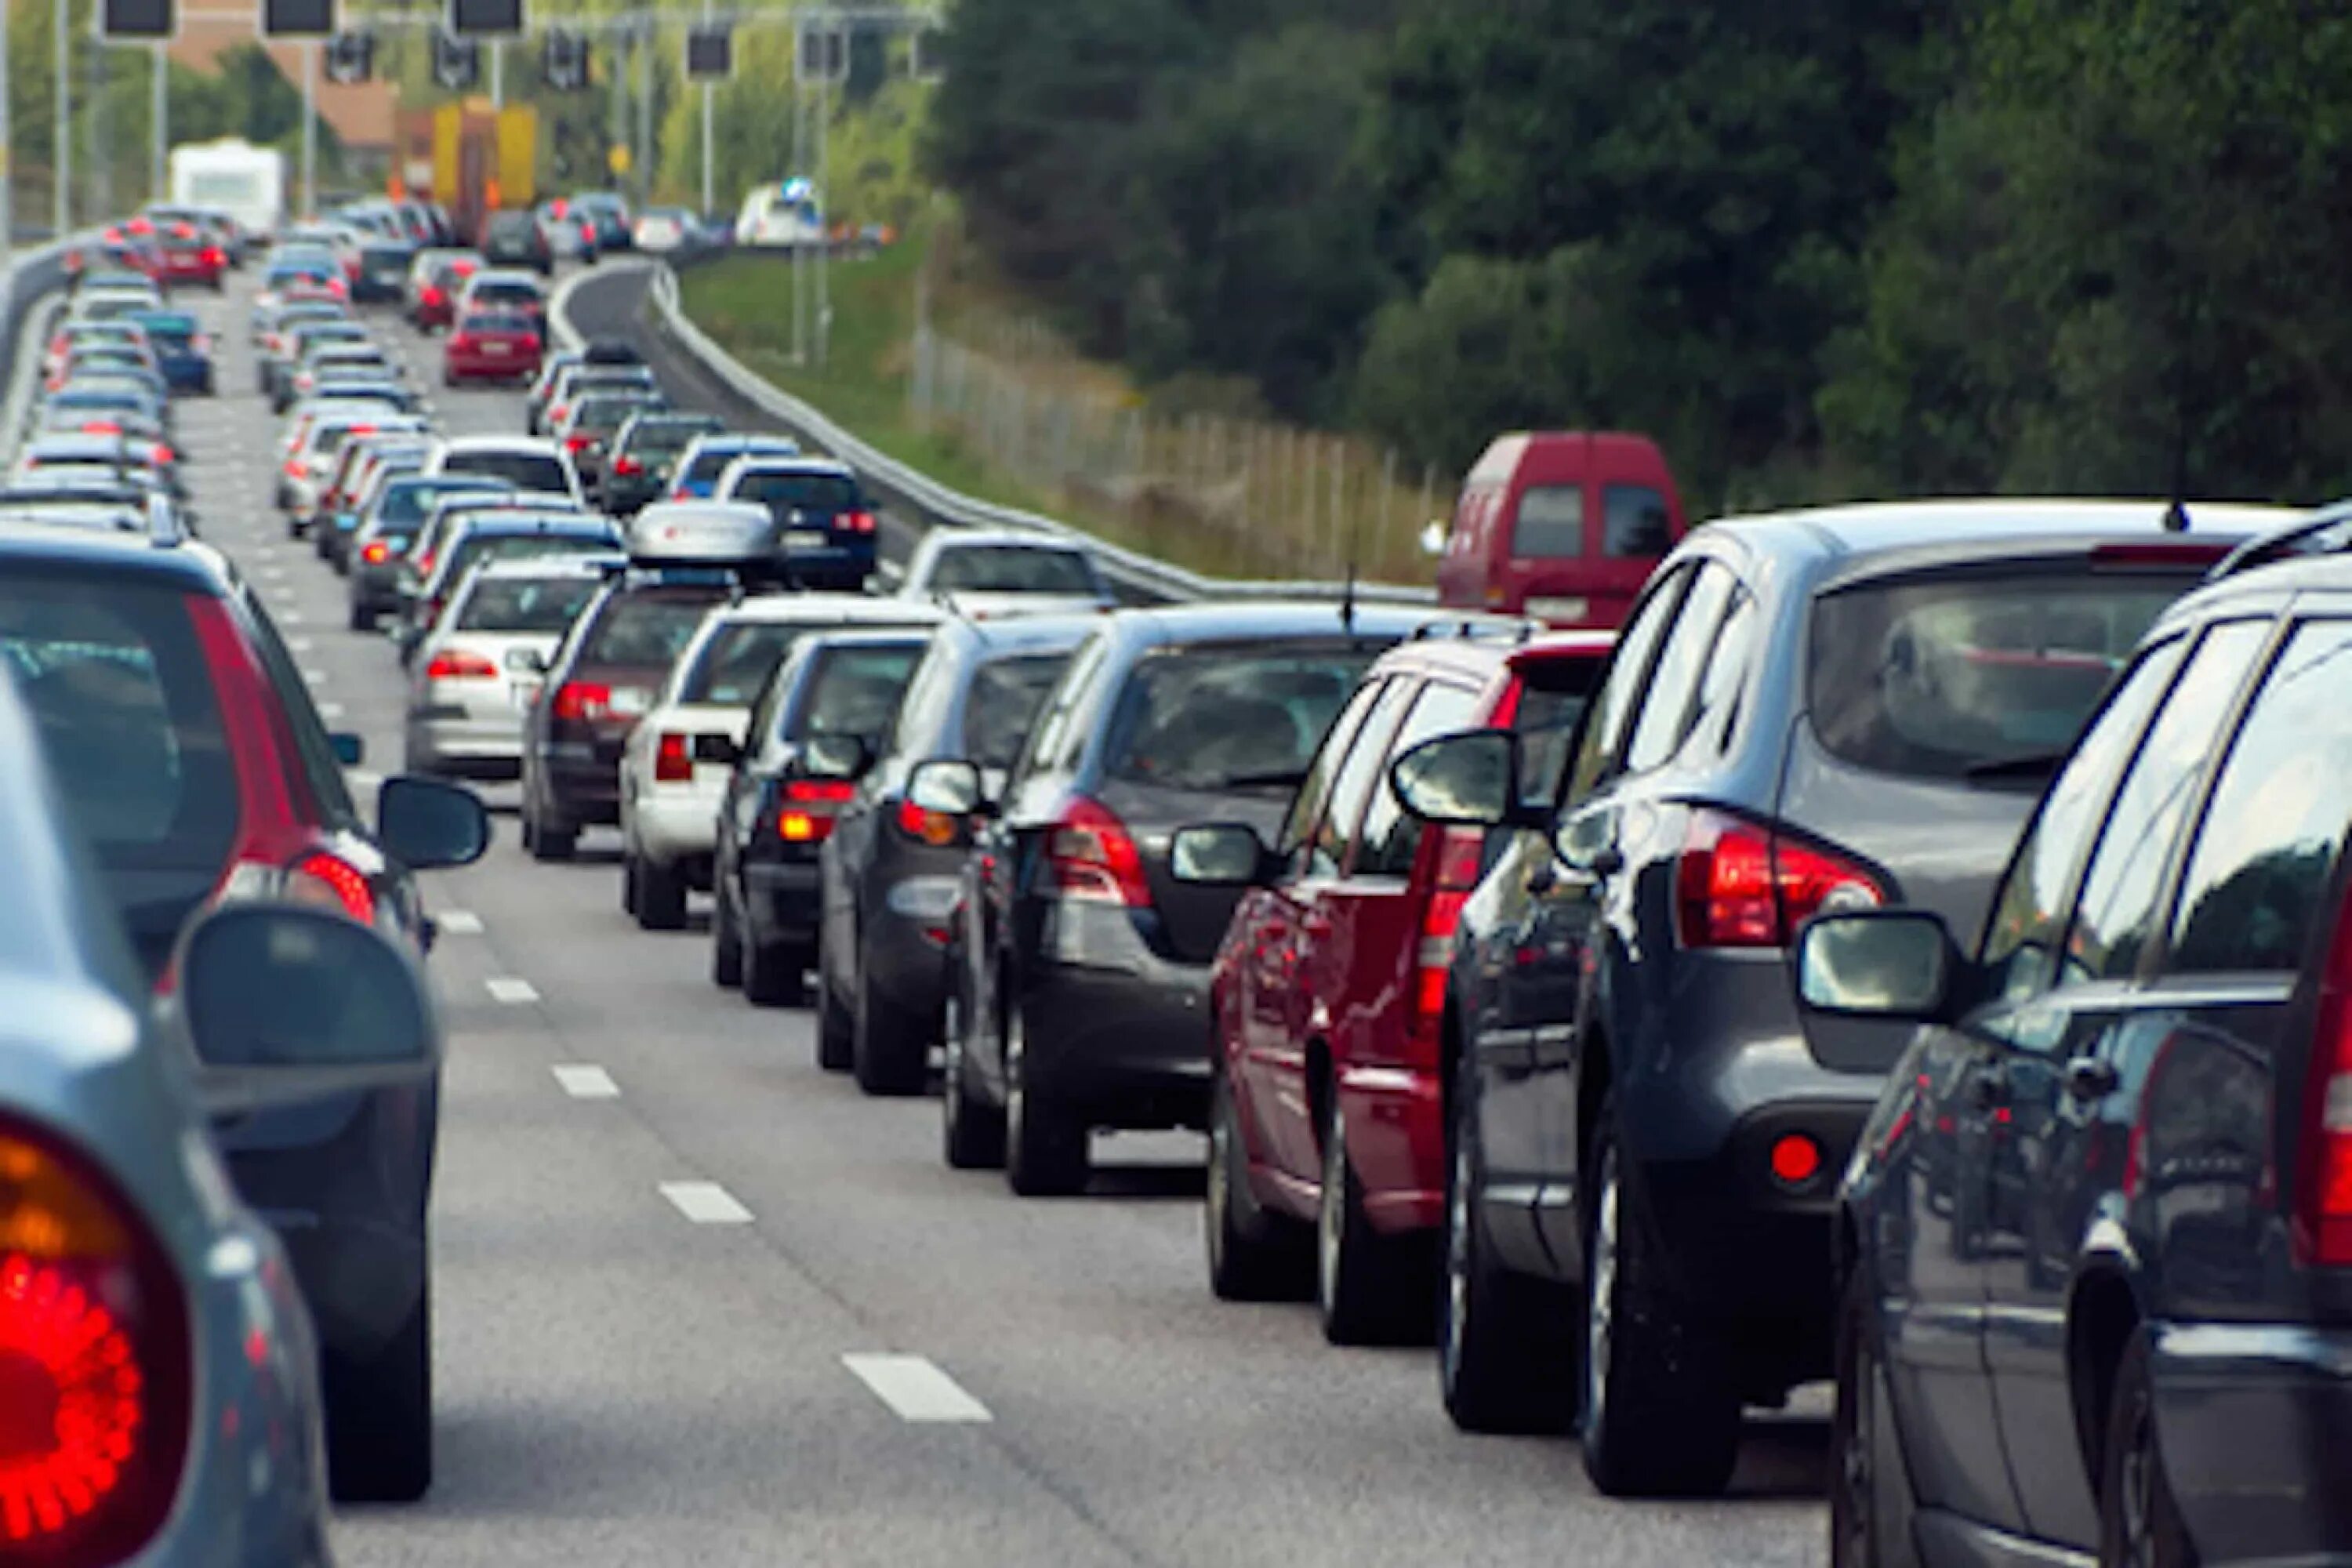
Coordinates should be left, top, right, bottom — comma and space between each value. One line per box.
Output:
169, 139, 286, 241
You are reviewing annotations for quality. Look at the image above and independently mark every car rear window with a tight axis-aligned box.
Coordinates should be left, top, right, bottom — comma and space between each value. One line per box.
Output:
457, 575, 601, 633
730, 470, 857, 511
963, 653, 1072, 771
1809, 571, 2189, 781
575, 396, 652, 430
684, 447, 751, 485
474, 279, 542, 303
1510, 486, 1584, 559
794, 645, 927, 741
442, 449, 569, 495
929, 546, 1093, 595
584, 593, 716, 670
628, 421, 718, 457
442, 532, 612, 586
1103, 646, 1376, 792
1603, 485, 1675, 557
680, 621, 810, 704
380, 478, 500, 526
465, 313, 535, 336
0, 575, 237, 866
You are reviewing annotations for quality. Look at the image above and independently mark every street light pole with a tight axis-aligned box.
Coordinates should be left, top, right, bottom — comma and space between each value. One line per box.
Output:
698, 0, 713, 216
54, 0, 71, 234
634, 14, 652, 205
490, 38, 504, 110
299, 41, 317, 217
151, 43, 167, 202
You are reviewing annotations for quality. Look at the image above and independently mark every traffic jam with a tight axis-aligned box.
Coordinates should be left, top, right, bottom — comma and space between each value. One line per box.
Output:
7, 202, 2352, 1568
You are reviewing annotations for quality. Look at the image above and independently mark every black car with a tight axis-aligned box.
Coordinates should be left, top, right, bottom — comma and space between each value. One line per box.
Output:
931, 601, 1432, 1193
480, 209, 554, 275
354, 240, 417, 303
817, 615, 1098, 1087
560, 390, 667, 504
1383, 499, 2288, 1496
1805, 507, 2352, 1568
603, 410, 725, 516
713, 627, 939, 1004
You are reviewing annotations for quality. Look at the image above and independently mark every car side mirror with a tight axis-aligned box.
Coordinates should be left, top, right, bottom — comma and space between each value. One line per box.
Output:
377, 775, 491, 869
1390, 730, 1534, 829
176, 904, 437, 1098
1168, 823, 1271, 887
800, 731, 872, 782
695, 733, 742, 766
1795, 910, 1959, 1022
906, 758, 986, 817
329, 731, 365, 766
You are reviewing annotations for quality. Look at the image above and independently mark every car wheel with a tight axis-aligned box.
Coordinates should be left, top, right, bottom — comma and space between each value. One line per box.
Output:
1438, 1044, 1575, 1432
1004, 1006, 1087, 1197
1580, 1109, 1741, 1497
314, 526, 332, 560
2099, 1331, 2196, 1568
529, 818, 576, 862
712, 888, 744, 989
743, 937, 808, 1008
1831, 1263, 1922, 1568
635, 856, 688, 931
325, 1276, 431, 1503
1205, 1068, 1310, 1301
1317, 1091, 1433, 1346
942, 995, 1006, 1170
815, 962, 855, 1069
852, 955, 929, 1096
621, 853, 641, 914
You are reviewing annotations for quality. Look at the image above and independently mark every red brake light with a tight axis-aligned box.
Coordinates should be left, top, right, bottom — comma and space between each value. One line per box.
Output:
655, 732, 694, 783
894, 795, 964, 848
1044, 796, 1150, 906
425, 648, 497, 681
1407, 826, 1486, 1055
611, 456, 641, 476
778, 810, 826, 842
841, 509, 877, 535
0, 1118, 191, 1561
361, 540, 391, 564
551, 681, 611, 723
284, 459, 303, 479
784, 779, 856, 804
446, 332, 470, 351
420, 285, 442, 306
79, 422, 121, 437
1674, 809, 1883, 949
2295, 899, 2352, 1267
564, 433, 593, 453
1769, 1133, 1825, 1189
287, 851, 375, 924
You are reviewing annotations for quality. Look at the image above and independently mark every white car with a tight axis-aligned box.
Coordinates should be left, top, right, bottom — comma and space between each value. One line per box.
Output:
405, 553, 622, 779
618, 594, 944, 928
631, 208, 692, 252
282, 412, 428, 533
734, 181, 824, 250
895, 528, 1116, 619
424, 435, 584, 505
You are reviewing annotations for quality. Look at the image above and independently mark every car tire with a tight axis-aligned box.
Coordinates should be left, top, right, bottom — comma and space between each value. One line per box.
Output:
325, 1277, 431, 1503
1438, 1044, 1576, 1434
816, 964, 855, 1069
529, 818, 576, 862
1317, 1092, 1433, 1346
1831, 1263, 1922, 1568
1205, 1068, 1310, 1301
744, 938, 808, 1008
2098, 1331, 2196, 1568
852, 957, 929, 1097
712, 889, 745, 989
942, 996, 1007, 1170
636, 856, 688, 931
1004, 1007, 1087, 1197
1579, 1110, 1742, 1497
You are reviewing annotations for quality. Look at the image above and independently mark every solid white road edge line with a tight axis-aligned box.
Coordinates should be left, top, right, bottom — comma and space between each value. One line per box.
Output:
841, 1355, 994, 1424
551, 1065, 620, 1099
659, 1181, 754, 1224
485, 976, 541, 1004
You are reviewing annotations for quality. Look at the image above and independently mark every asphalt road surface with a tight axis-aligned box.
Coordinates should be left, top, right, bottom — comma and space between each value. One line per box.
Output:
158, 264, 1831, 1568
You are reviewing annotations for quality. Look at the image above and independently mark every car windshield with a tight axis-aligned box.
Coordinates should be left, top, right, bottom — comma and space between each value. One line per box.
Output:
442, 449, 569, 494
963, 652, 1072, 771
793, 644, 927, 740
729, 470, 856, 510
582, 593, 715, 668
930, 546, 1094, 594
1104, 646, 1376, 791
456, 575, 601, 633
1809, 571, 2190, 780
680, 622, 811, 704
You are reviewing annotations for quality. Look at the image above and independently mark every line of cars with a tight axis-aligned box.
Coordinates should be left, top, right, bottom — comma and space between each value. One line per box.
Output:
3, 241, 494, 1554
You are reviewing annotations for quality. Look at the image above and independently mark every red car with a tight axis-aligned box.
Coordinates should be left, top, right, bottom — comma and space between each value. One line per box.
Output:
442, 308, 543, 384
1203, 629, 1613, 1341
135, 214, 227, 289
409, 256, 480, 332
1433, 431, 1687, 629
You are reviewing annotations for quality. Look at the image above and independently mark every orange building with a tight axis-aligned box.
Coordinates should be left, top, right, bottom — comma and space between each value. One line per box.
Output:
169, 3, 397, 166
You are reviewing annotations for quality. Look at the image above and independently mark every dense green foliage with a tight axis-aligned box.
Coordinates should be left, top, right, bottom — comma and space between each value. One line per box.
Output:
927, 0, 2350, 509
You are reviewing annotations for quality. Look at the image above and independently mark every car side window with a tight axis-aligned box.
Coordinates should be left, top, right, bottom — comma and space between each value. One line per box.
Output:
1564, 564, 1688, 800
2061, 622, 2268, 988
1308, 678, 1417, 879
1355, 681, 1482, 878
1979, 636, 2185, 1004
2164, 619, 2352, 975
1679, 590, 1759, 764
1277, 678, 1388, 867
1625, 563, 1733, 774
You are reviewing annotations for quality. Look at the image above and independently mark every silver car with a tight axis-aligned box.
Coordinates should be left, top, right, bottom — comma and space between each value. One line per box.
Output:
0, 668, 443, 1564
405, 551, 622, 779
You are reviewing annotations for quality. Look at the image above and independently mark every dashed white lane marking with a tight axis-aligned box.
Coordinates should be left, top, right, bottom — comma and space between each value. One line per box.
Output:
435, 909, 484, 935
318, 701, 347, 719
261, 564, 287, 579
659, 1181, 754, 1224
300, 666, 326, 685
841, 1355, 993, 1424
278, 611, 304, 625
347, 769, 383, 789
552, 1064, 620, 1099
289, 636, 313, 652
485, 976, 540, 1004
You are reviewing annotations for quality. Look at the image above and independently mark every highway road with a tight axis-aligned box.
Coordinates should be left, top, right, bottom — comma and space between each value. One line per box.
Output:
162, 263, 1831, 1568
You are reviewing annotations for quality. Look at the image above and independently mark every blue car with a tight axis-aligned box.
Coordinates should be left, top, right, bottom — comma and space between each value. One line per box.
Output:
668, 431, 802, 499
129, 308, 215, 394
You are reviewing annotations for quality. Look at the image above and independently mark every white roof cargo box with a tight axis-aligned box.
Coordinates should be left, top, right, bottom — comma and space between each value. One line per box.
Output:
626, 501, 776, 565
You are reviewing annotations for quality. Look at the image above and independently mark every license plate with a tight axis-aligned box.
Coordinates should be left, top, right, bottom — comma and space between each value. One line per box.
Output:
785, 530, 830, 553
483, 342, 511, 355
1525, 596, 1592, 623
608, 688, 651, 717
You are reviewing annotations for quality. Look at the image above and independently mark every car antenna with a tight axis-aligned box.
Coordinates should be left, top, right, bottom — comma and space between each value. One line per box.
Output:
2161, 394, 2192, 533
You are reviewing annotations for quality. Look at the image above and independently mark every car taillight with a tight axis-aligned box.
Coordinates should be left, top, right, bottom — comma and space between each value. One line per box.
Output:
79, 422, 121, 437
283, 459, 303, 478
551, 681, 611, 723
839, 509, 877, 535
548, 404, 568, 424
894, 795, 964, 848
426, 648, 497, 681
564, 434, 593, 453
1407, 827, 1486, 1056
610, 455, 641, 476
0, 1116, 190, 1562
202, 247, 223, 267
147, 444, 172, 467
655, 732, 693, 783
2294, 898, 2352, 1267
1044, 795, 1150, 907
285, 851, 375, 924
1674, 809, 1884, 949
420, 285, 442, 306
447, 332, 470, 350
361, 540, 391, 564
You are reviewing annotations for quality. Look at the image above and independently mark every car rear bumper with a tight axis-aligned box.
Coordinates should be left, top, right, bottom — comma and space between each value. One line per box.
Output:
630, 785, 722, 864
1017, 902, 1214, 1130
447, 350, 537, 379
410, 711, 528, 779
779, 542, 875, 586
2151, 1321, 2352, 1559
1337, 1062, 1445, 1233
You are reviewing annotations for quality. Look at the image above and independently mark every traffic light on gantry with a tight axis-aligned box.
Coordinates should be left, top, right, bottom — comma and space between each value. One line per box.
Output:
448, 0, 522, 36
685, 24, 731, 82
261, 0, 334, 37
324, 30, 375, 84
99, 0, 172, 42
431, 27, 481, 89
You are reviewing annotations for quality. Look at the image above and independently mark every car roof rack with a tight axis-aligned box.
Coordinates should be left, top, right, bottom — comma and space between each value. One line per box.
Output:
1405, 616, 1537, 644
2206, 499, 2352, 581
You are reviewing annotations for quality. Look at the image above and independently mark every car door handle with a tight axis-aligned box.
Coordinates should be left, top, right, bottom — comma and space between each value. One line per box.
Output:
2063, 1056, 2119, 1102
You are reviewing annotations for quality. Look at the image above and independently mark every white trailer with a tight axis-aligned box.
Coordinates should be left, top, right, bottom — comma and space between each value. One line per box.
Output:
169, 139, 287, 241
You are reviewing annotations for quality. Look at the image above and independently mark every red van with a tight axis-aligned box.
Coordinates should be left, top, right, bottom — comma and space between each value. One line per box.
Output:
1431, 431, 1685, 627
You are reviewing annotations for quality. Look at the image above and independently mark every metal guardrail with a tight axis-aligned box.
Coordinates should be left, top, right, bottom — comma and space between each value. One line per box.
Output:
0, 234, 105, 471
554, 259, 1438, 608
